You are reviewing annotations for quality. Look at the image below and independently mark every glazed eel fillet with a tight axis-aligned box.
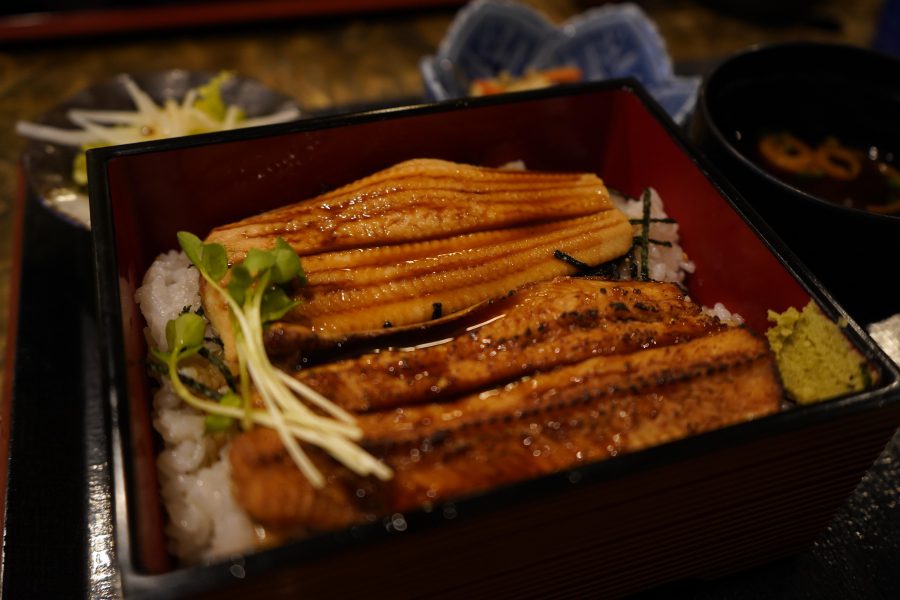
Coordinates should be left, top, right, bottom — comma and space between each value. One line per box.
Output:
201, 159, 633, 360
293, 278, 727, 411
230, 278, 782, 534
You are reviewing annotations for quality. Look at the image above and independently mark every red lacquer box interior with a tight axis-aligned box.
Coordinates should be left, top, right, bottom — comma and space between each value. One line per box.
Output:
88, 81, 900, 599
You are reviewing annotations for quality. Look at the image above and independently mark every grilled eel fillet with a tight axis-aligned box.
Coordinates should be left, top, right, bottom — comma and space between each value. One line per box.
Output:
201, 159, 633, 360
230, 279, 782, 533
293, 278, 727, 411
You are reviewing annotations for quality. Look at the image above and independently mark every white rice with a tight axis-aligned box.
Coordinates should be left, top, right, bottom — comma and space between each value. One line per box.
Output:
610, 188, 743, 325
703, 301, 745, 327
609, 187, 695, 284
135, 187, 735, 564
134, 250, 202, 352
136, 251, 256, 564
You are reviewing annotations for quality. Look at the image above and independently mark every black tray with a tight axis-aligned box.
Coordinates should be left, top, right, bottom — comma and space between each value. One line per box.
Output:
3, 132, 899, 599
2, 187, 118, 597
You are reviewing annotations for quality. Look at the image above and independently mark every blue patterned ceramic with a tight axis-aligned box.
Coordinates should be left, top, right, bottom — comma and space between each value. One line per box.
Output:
421, 1, 699, 124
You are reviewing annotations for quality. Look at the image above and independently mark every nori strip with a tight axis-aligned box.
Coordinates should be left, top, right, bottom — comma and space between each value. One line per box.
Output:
639, 189, 651, 281
146, 359, 222, 400
198, 346, 236, 391
553, 249, 593, 272
628, 217, 676, 224
554, 187, 662, 281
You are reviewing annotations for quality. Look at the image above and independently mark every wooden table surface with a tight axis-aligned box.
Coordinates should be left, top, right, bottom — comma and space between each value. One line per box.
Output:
0, 0, 894, 597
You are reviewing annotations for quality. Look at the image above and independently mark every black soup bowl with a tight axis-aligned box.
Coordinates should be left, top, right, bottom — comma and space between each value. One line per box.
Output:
692, 42, 900, 324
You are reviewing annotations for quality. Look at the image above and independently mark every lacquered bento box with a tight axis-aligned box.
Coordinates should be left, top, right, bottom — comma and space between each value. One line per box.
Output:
88, 81, 900, 599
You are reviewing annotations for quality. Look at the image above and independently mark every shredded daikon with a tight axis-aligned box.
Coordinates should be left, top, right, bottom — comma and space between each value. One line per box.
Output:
16, 73, 300, 147
155, 233, 392, 488
16, 72, 300, 173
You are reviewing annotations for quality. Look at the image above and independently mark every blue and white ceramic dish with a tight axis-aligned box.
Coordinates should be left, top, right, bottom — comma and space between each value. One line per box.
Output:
420, 0, 699, 124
